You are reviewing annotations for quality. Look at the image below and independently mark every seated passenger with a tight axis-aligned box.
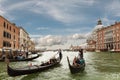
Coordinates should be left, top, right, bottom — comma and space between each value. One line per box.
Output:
79, 59, 85, 65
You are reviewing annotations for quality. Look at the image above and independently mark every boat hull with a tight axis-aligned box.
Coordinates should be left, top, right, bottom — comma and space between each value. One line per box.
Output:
7, 54, 62, 76
7, 61, 60, 76
67, 57, 85, 74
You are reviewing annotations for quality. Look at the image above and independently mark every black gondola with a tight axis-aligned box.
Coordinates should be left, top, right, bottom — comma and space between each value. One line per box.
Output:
0, 54, 40, 62
67, 56, 85, 74
7, 53, 62, 77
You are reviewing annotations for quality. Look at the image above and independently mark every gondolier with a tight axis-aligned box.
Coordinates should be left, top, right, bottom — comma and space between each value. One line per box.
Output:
67, 49, 85, 74
78, 49, 83, 59
57, 49, 62, 60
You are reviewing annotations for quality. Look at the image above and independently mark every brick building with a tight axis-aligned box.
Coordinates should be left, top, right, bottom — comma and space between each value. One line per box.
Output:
96, 22, 120, 52
0, 15, 35, 51
87, 19, 104, 51
0, 16, 19, 50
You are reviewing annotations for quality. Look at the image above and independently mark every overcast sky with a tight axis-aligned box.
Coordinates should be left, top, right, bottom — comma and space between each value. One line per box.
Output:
0, 0, 120, 49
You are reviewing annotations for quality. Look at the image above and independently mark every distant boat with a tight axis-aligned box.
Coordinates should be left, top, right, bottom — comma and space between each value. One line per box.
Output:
96, 50, 100, 52
67, 56, 85, 74
7, 53, 62, 77
0, 54, 40, 62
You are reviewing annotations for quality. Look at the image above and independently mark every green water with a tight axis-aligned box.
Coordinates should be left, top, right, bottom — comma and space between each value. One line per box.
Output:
0, 51, 120, 80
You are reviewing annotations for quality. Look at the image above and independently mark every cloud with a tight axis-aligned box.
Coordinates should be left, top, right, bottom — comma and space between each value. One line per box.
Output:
101, 17, 115, 26
31, 33, 88, 48
30, 34, 43, 38
71, 33, 86, 40
65, 28, 82, 32
0, 1, 6, 15
36, 35, 66, 46
31, 1, 78, 23
5, 1, 35, 11
105, 0, 120, 17
0, 9, 4, 15
31, 0, 96, 23
0, 0, 96, 24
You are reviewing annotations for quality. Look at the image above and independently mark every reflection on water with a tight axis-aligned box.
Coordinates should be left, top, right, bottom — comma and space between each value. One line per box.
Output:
0, 51, 120, 80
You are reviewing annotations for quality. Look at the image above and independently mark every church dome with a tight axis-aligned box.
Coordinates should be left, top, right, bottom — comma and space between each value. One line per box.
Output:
93, 19, 104, 31
94, 25, 104, 30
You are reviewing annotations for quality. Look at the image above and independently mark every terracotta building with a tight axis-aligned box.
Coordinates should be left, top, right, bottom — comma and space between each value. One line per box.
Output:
86, 19, 104, 51
0, 15, 19, 50
96, 27, 105, 51
96, 22, 120, 52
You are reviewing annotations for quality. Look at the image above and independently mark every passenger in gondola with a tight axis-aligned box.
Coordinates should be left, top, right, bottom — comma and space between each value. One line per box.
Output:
73, 56, 77, 66
49, 59, 54, 64
73, 49, 84, 66
73, 57, 80, 67
41, 61, 45, 66
17, 52, 25, 60
79, 58, 85, 65
49, 56, 57, 64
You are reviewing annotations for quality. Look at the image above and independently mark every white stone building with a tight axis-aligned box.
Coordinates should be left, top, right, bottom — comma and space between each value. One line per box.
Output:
19, 27, 30, 51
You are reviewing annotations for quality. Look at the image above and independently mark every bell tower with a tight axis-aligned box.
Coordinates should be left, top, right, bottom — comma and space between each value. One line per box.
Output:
97, 19, 102, 25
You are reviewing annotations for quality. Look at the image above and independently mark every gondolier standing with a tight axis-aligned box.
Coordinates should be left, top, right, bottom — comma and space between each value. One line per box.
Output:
58, 49, 62, 60
78, 49, 83, 59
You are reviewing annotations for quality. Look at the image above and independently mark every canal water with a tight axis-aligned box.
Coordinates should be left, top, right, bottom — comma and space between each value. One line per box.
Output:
0, 51, 120, 80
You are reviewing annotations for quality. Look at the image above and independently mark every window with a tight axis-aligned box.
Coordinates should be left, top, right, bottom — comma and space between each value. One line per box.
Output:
3, 31, 11, 39
3, 31, 7, 37
7, 24, 8, 29
3, 41, 11, 47
13, 29, 15, 32
3, 22, 6, 28
10, 26, 11, 31
14, 44, 15, 48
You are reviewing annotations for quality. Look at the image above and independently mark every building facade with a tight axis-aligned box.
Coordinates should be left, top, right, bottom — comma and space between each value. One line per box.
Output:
19, 27, 30, 51
87, 19, 104, 51
0, 16, 19, 50
28, 40, 35, 51
96, 22, 120, 51
96, 28, 105, 51
87, 40, 96, 51
0, 15, 35, 51
69, 45, 81, 51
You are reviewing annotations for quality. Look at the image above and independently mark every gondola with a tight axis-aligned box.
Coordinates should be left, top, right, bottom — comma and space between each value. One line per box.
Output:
67, 56, 85, 74
0, 54, 40, 62
7, 53, 62, 77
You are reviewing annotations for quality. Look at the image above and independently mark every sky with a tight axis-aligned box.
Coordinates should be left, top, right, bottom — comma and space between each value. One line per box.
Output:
0, 0, 120, 50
